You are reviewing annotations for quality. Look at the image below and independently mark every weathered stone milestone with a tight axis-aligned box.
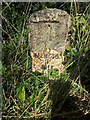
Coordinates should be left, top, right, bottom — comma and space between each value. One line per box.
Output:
29, 8, 71, 76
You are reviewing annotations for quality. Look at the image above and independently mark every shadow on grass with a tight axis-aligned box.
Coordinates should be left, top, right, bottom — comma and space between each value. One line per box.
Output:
50, 80, 89, 120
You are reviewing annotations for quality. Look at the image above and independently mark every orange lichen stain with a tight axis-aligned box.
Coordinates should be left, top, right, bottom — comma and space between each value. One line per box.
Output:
31, 48, 64, 75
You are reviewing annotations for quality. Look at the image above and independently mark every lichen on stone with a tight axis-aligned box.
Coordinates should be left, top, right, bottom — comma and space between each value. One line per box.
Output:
29, 8, 71, 75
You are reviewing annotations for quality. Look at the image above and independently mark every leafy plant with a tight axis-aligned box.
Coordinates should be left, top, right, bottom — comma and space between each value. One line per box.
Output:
2, 2, 90, 120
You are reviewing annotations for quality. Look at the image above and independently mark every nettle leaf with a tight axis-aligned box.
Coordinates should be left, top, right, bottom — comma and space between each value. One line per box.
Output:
49, 69, 53, 73
75, 16, 80, 20
29, 93, 34, 102
65, 46, 71, 51
17, 86, 25, 102
53, 68, 58, 72
27, 25, 29, 28
51, 73, 57, 78
81, 17, 86, 24
85, 47, 88, 52
80, 25, 86, 32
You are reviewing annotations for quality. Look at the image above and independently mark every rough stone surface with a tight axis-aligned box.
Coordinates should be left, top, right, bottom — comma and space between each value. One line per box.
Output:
30, 8, 71, 52
31, 48, 64, 75
29, 8, 71, 75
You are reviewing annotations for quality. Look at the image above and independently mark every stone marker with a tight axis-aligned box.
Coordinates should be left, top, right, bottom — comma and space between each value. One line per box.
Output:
29, 8, 71, 77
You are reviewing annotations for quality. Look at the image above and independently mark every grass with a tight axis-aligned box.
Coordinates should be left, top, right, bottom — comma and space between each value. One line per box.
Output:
1, 2, 90, 120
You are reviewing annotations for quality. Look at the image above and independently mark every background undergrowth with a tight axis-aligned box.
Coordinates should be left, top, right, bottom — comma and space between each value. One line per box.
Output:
1, 2, 90, 120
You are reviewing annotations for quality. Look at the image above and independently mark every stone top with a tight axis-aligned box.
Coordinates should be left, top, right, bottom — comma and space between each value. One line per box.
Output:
30, 8, 71, 52
30, 8, 71, 26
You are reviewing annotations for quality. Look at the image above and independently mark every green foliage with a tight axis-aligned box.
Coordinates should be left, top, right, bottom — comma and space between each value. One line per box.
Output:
49, 68, 59, 78
65, 45, 72, 51
2, 2, 90, 120
16, 86, 25, 102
